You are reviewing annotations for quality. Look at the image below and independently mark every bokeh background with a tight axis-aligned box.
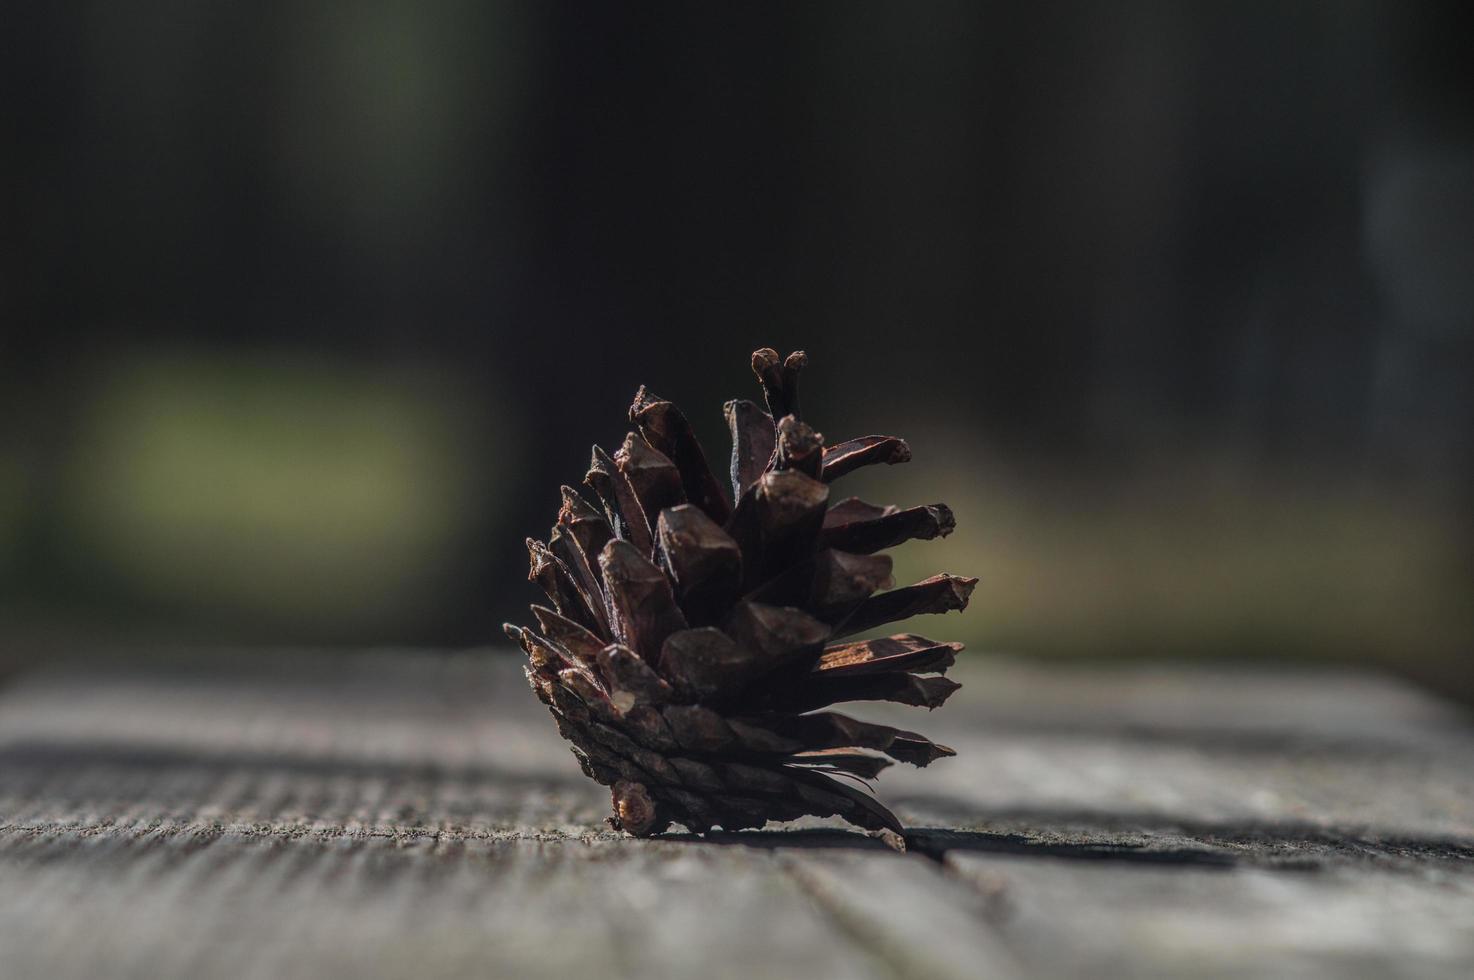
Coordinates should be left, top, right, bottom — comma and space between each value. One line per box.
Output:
4, 2, 1471, 696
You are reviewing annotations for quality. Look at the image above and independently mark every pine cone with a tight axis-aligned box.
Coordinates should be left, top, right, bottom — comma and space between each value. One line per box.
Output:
505, 348, 974, 837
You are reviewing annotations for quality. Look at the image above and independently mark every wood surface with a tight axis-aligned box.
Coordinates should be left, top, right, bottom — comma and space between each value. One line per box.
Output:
1, 651, 1471, 979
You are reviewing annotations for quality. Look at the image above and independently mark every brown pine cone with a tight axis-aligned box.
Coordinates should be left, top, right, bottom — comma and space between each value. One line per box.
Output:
505, 348, 973, 836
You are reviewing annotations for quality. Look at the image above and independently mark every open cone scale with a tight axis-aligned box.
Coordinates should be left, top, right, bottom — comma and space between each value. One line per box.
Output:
506, 348, 975, 836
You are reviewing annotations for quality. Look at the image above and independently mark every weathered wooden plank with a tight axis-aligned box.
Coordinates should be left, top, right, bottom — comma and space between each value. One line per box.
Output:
862, 659, 1474, 840
0, 654, 899, 980
872, 659, 1474, 978
780, 848, 1023, 980
0, 829, 893, 980
0, 650, 1471, 979
938, 851, 1474, 980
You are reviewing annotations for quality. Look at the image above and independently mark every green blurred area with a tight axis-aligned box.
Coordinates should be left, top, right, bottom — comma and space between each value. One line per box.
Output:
859, 437, 1471, 694
2, 348, 1468, 701
3, 349, 506, 645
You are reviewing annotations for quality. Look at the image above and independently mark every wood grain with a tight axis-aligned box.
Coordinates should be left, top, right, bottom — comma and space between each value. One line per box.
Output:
1, 651, 1471, 979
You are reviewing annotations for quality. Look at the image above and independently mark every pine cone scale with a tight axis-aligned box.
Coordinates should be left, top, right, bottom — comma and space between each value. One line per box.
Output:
630, 388, 733, 524
723, 398, 776, 499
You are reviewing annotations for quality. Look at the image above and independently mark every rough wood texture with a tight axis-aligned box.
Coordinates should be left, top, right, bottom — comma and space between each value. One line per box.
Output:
1, 651, 1471, 979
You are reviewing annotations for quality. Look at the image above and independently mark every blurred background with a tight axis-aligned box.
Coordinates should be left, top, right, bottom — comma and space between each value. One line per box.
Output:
3, 2, 1471, 696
